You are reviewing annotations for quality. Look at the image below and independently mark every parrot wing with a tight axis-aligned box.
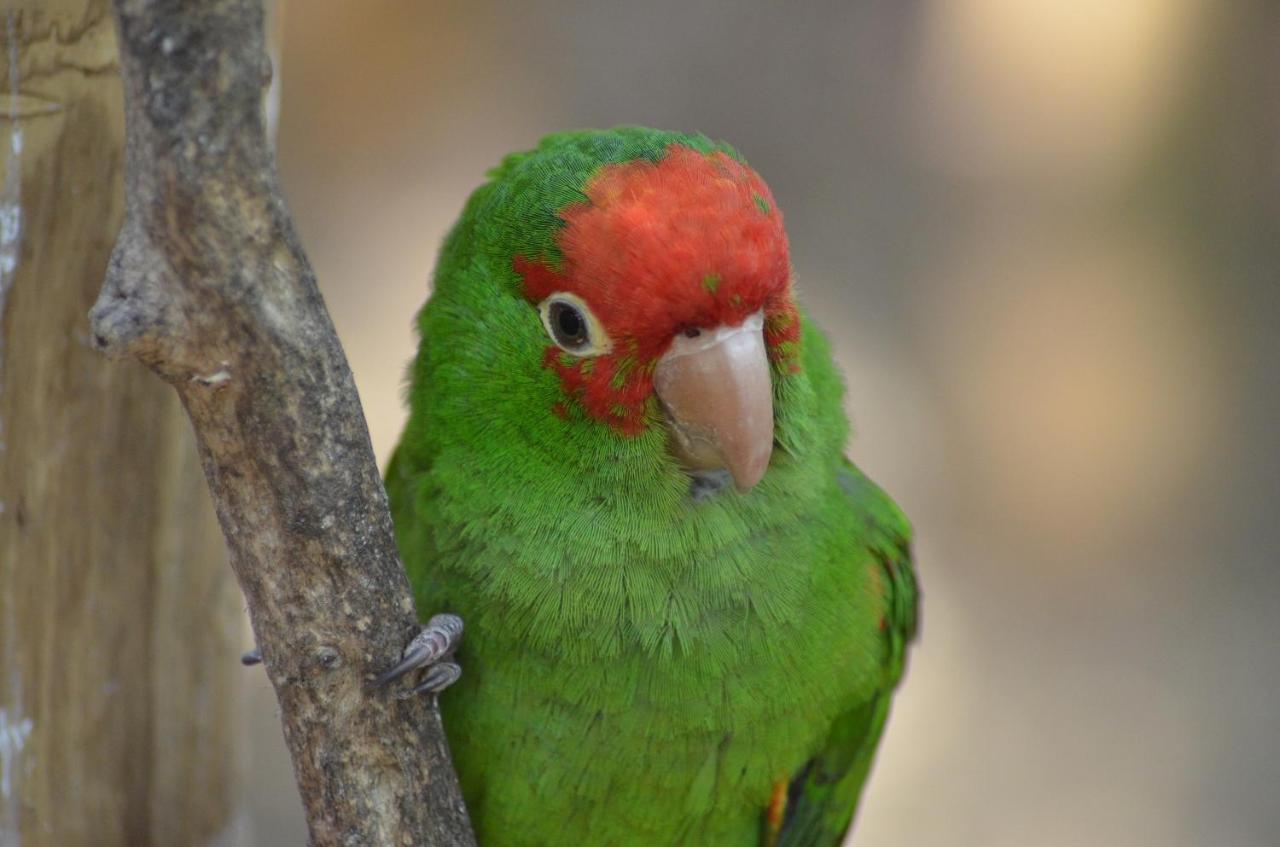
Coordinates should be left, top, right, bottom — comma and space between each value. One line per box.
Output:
772, 461, 919, 847
385, 441, 448, 616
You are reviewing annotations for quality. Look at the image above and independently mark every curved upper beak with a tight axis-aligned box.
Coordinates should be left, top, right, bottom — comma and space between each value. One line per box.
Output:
653, 310, 774, 492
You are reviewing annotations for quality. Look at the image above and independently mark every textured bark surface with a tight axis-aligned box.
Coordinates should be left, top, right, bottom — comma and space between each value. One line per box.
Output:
0, 2, 241, 845
89, 1, 475, 845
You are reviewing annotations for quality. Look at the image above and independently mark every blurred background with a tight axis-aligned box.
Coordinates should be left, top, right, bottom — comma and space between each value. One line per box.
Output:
247, 1, 1280, 844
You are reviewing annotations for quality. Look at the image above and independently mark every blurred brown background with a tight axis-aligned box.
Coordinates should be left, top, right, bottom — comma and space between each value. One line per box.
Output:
243, 1, 1280, 844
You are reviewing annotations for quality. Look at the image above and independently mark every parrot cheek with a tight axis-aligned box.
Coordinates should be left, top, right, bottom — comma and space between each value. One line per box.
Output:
653, 310, 774, 492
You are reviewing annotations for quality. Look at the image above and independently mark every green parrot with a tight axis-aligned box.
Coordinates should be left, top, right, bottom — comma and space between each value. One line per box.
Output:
378, 126, 918, 846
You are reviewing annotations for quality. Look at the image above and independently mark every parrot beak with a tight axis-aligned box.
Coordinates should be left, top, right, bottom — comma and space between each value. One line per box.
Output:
654, 310, 774, 492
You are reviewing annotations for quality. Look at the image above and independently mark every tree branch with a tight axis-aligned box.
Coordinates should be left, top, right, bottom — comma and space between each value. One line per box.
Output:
89, 1, 476, 844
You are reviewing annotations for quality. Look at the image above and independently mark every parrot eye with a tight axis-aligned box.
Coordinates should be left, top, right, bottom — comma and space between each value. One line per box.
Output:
551, 302, 587, 346
538, 293, 612, 357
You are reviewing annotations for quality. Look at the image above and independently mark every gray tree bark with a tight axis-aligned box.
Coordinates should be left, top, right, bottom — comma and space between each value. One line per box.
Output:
89, 1, 475, 844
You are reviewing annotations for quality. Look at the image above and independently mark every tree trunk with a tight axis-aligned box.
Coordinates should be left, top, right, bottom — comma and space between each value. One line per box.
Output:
88, 0, 477, 844
0, 2, 241, 845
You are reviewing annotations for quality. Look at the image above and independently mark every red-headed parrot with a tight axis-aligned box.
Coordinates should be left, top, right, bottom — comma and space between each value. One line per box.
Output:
381, 126, 919, 846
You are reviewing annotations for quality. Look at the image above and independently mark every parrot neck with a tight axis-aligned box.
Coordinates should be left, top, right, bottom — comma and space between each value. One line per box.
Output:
411, 316, 845, 654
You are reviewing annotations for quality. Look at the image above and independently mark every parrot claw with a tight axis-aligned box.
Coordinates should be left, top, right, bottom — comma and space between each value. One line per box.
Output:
241, 648, 262, 666
396, 660, 462, 698
372, 613, 464, 693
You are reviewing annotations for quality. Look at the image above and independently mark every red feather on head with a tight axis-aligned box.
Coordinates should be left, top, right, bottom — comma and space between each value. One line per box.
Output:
515, 145, 800, 434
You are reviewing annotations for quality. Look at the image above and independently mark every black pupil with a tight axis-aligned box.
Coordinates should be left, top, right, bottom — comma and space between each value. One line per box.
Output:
552, 302, 588, 347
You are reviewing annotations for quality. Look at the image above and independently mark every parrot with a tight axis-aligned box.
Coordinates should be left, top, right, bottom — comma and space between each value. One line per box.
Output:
378, 126, 918, 847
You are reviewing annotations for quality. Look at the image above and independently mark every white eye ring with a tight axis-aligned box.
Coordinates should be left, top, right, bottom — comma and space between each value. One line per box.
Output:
538, 292, 613, 357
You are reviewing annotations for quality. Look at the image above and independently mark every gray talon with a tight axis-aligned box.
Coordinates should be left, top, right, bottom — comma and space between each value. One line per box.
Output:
400, 661, 462, 698
241, 648, 262, 666
374, 613, 464, 692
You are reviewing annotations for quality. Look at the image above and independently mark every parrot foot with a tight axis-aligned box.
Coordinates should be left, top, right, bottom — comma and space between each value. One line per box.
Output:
394, 660, 462, 698
372, 613, 464, 696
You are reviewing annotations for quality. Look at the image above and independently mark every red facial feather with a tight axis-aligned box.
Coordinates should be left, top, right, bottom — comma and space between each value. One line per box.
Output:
514, 145, 798, 433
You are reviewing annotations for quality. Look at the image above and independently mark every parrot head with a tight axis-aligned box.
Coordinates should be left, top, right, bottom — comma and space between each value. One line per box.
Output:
420, 128, 808, 499
512, 142, 798, 491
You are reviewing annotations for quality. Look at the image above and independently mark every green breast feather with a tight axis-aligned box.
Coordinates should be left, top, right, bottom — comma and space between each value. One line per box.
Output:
385, 127, 918, 846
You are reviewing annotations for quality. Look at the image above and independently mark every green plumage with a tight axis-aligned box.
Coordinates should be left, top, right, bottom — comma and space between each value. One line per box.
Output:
387, 127, 918, 846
